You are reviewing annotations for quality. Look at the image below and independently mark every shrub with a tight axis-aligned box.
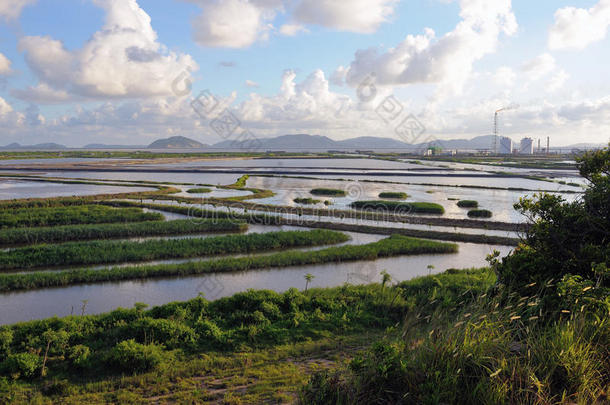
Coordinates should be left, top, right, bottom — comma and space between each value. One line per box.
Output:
310, 188, 346, 197
68, 345, 91, 368
350, 200, 445, 214
3, 353, 41, 379
0, 328, 12, 360
108, 340, 164, 373
457, 200, 478, 208
378, 192, 408, 200
186, 187, 212, 194
293, 198, 321, 205
467, 209, 492, 218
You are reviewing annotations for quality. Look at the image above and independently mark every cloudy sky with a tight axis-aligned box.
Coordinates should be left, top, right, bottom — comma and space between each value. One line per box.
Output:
0, 0, 609, 147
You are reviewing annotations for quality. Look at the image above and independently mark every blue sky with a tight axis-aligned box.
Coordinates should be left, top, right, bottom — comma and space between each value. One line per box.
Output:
0, 0, 609, 147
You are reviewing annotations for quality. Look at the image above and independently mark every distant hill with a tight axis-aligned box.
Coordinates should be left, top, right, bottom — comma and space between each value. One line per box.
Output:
148, 136, 207, 149
0, 142, 67, 150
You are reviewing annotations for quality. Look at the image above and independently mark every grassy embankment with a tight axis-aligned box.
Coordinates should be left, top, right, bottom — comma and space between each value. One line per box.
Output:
378, 192, 408, 199
0, 230, 348, 271
185, 187, 211, 194
467, 209, 493, 218
310, 188, 346, 197
0, 235, 457, 291
293, 197, 321, 205
350, 200, 445, 214
0, 219, 247, 247
457, 200, 478, 208
0, 205, 162, 229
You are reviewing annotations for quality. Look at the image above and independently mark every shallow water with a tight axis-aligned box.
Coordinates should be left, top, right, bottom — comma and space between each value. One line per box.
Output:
0, 180, 153, 200
0, 241, 512, 325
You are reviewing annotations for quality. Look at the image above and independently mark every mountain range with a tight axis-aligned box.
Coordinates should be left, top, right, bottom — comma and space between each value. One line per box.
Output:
0, 134, 604, 151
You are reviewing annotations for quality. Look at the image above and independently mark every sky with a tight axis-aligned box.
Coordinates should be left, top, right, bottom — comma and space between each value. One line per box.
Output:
0, 0, 609, 147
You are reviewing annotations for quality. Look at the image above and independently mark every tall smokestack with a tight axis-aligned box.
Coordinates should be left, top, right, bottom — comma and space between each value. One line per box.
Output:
547, 137, 550, 155
538, 139, 540, 154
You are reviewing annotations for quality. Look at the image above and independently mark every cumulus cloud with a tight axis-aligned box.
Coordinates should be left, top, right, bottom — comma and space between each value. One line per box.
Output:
0, 0, 36, 20
16, 0, 197, 102
0, 53, 11, 75
186, 0, 280, 48
549, 0, 610, 50
341, 0, 517, 98
245, 79, 260, 88
520, 53, 569, 92
292, 0, 397, 33
279, 23, 308, 36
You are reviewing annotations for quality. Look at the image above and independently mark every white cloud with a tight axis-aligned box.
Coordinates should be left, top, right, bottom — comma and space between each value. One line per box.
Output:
16, 0, 197, 102
0, 0, 36, 20
549, 0, 610, 50
493, 66, 516, 87
292, 0, 397, 33
520, 53, 569, 92
11, 83, 71, 104
342, 0, 517, 98
0, 96, 13, 115
279, 23, 308, 36
245, 79, 260, 88
187, 0, 279, 48
0, 52, 11, 75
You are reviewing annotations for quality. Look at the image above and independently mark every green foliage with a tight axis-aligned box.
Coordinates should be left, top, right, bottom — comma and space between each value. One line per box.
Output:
310, 188, 346, 197
0, 229, 347, 270
108, 340, 165, 373
185, 187, 212, 194
293, 198, 321, 205
2, 353, 41, 379
457, 200, 478, 208
467, 209, 492, 218
0, 235, 457, 291
67, 345, 91, 368
350, 200, 445, 214
0, 205, 162, 229
378, 192, 408, 199
498, 145, 609, 288
0, 219, 247, 246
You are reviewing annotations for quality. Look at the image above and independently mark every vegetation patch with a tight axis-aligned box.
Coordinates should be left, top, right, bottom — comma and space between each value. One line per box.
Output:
457, 200, 478, 208
378, 192, 408, 199
350, 200, 445, 214
294, 198, 321, 205
0, 235, 457, 291
185, 187, 212, 194
0, 205, 162, 229
467, 209, 492, 218
310, 188, 346, 197
0, 219, 247, 247
0, 229, 349, 271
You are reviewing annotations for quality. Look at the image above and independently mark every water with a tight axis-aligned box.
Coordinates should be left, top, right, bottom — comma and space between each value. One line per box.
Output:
0, 180, 154, 200
0, 241, 512, 325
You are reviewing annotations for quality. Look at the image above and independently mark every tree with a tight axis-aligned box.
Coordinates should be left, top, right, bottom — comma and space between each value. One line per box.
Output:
304, 273, 314, 291
497, 145, 609, 288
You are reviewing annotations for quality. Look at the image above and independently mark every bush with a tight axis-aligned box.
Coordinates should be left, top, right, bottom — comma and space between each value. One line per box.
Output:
467, 209, 492, 218
293, 198, 321, 205
378, 192, 408, 199
457, 200, 478, 208
310, 188, 346, 197
350, 200, 445, 214
186, 187, 211, 194
3, 353, 41, 379
108, 340, 164, 373
68, 345, 91, 368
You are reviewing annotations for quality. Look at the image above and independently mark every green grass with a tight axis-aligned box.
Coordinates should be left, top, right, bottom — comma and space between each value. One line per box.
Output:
467, 209, 493, 218
0, 235, 457, 291
457, 200, 479, 208
0, 219, 247, 247
300, 268, 610, 404
0, 229, 349, 271
310, 188, 346, 197
185, 187, 212, 194
294, 197, 321, 205
350, 200, 445, 214
0, 205, 162, 229
378, 192, 408, 199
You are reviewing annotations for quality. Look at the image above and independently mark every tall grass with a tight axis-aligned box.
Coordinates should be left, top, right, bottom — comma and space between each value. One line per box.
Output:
0, 205, 162, 229
350, 200, 445, 214
0, 219, 247, 247
0, 229, 349, 270
0, 235, 457, 291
